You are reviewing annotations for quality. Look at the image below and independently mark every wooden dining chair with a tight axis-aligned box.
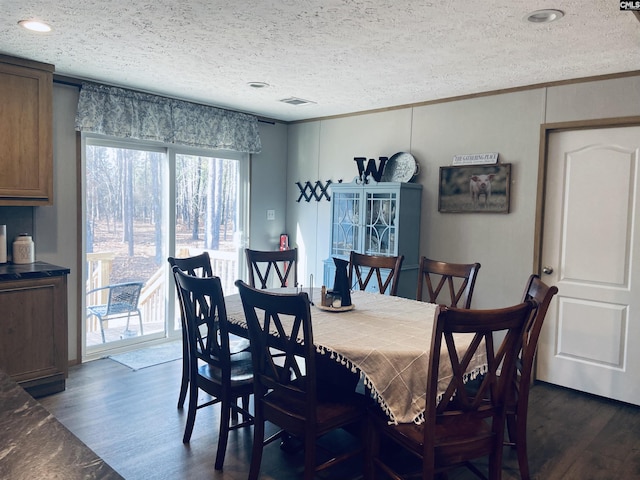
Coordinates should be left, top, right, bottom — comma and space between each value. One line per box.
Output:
367, 300, 535, 480
168, 252, 250, 409
416, 256, 481, 308
235, 280, 366, 480
349, 251, 404, 296
505, 274, 558, 480
172, 268, 254, 471
245, 247, 298, 289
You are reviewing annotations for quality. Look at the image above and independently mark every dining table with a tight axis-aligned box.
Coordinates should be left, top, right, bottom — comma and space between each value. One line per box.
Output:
224, 288, 487, 425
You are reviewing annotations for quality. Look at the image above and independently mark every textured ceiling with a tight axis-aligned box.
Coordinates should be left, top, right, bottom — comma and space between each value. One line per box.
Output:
1, 1, 639, 122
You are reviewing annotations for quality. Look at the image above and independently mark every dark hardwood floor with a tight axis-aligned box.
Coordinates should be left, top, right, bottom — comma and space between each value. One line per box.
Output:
38, 356, 640, 480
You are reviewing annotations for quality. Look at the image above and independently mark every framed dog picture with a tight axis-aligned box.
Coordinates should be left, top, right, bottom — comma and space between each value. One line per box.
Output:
438, 163, 511, 213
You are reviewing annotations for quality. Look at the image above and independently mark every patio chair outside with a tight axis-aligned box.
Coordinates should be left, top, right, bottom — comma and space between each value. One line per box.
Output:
86, 281, 144, 343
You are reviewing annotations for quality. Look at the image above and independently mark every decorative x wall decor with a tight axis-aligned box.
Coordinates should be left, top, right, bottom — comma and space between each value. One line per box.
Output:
296, 180, 333, 202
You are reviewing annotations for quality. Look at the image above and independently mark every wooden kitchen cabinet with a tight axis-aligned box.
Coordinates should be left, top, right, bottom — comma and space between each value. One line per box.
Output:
0, 263, 70, 397
0, 55, 54, 206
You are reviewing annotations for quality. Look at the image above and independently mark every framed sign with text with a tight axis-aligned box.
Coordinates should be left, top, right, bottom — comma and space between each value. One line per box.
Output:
451, 152, 499, 166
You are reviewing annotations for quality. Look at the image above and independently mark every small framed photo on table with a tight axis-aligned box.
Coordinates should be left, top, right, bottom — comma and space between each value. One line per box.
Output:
438, 163, 511, 214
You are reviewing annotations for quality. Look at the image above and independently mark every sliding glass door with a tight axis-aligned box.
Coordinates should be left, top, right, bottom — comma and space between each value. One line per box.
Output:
83, 138, 248, 358
84, 142, 167, 353
171, 153, 247, 332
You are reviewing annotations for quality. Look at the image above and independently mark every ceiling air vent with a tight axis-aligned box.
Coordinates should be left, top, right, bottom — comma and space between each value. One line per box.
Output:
279, 97, 315, 106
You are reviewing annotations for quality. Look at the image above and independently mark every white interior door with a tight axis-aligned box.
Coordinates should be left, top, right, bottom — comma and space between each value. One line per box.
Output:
537, 126, 640, 405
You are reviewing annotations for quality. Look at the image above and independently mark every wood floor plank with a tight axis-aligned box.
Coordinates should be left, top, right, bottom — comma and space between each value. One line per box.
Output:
620, 447, 640, 479
38, 357, 640, 479
584, 401, 640, 462
560, 450, 624, 480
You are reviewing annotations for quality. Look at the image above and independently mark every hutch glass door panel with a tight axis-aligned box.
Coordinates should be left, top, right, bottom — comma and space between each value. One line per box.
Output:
331, 190, 361, 257
365, 191, 397, 255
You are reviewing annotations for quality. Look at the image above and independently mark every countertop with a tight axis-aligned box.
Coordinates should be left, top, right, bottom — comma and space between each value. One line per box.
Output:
0, 261, 70, 281
0, 369, 122, 479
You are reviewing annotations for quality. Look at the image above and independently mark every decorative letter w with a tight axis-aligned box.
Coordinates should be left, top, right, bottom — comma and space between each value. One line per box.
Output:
354, 157, 388, 183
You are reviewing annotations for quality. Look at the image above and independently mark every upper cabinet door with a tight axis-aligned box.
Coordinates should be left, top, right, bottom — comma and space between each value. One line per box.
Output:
331, 187, 362, 257
0, 56, 54, 205
364, 190, 398, 256
329, 181, 421, 259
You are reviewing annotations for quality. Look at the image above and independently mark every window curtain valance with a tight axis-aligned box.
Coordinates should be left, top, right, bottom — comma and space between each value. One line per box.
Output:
75, 82, 262, 153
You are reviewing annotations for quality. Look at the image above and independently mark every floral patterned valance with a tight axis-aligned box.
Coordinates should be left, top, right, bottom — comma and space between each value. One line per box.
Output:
75, 82, 262, 153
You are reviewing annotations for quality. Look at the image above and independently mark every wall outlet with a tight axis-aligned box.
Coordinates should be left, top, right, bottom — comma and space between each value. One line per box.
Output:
267, 209, 275, 221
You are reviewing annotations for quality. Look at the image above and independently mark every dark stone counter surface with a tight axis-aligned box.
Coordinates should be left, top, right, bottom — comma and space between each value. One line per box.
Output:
0, 261, 70, 281
0, 369, 122, 479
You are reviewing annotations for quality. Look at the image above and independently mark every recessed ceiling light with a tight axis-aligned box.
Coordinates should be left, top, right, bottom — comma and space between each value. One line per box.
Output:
247, 81, 270, 89
524, 9, 564, 23
280, 97, 316, 106
18, 19, 52, 32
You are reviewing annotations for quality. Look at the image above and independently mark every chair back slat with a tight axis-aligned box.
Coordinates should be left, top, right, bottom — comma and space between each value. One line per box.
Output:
168, 252, 213, 278
417, 256, 480, 308
521, 274, 559, 363
245, 248, 298, 289
169, 254, 214, 328
514, 273, 559, 405
173, 268, 231, 375
348, 251, 404, 296
236, 280, 315, 409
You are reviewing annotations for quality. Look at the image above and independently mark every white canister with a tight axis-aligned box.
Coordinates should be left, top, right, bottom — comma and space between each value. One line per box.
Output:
13, 234, 35, 264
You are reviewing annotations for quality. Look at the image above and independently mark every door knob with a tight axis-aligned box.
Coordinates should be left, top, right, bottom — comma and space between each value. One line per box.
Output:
542, 266, 554, 275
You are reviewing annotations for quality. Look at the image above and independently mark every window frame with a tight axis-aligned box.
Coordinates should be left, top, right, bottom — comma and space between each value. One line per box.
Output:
81, 133, 250, 361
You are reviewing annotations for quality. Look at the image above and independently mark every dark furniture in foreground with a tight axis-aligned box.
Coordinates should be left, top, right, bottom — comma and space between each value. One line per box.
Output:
236, 280, 366, 480
0, 369, 122, 479
168, 252, 250, 409
0, 262, 70, 397
173, 268, 254, 470
506, 275, 559, 480
367, 300, 535, 480
168, 252, 213, 409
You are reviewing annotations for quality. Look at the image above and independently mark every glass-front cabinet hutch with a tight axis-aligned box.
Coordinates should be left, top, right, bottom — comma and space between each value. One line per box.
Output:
324, 180, 422, 298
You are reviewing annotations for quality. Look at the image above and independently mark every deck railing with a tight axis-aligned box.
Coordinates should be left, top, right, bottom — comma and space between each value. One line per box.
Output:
86, 249, 239, 334
138, 264, 165, 328
86, 252, 117, 301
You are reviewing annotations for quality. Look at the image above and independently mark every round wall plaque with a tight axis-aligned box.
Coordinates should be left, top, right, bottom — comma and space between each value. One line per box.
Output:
381, 152, 419, 182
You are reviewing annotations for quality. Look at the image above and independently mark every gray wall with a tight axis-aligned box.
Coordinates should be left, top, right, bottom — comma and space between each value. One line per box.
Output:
36, 84, 81, 361
0, 207, 35, 248
249, 120, 288, 251
284, 75, 640, 309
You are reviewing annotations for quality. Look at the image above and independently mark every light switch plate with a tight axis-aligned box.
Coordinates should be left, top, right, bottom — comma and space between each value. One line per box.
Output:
267, 209, 275, 220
